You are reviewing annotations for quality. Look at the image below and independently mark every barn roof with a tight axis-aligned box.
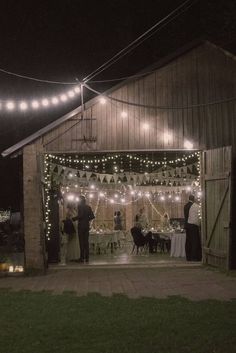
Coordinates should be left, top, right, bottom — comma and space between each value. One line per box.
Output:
2, 40, 234, 158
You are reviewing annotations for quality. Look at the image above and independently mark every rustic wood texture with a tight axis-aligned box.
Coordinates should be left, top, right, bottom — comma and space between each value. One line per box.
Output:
39, 43, 236, 154
202, 146, 231, 270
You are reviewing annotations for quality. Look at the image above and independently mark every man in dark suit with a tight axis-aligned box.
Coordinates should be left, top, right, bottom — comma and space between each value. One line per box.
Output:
184, 194, 202, 261
73, 195, 95, 263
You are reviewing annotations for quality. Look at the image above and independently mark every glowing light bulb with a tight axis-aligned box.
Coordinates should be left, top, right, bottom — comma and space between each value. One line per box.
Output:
121, 111, 128, 118
60, 94, 67, 102
74, 86, 80, 94
99, 97, 106, 104
164, 132, 172, 142
42, 98, 49, 107
121, 198, 125, 203
90, 184, 95, 189
68, 90, 75, 98
175, 196, 180, 201
6, 101, 15, 110
51, 97, 59, 105
89, 194, 94, 199
99, 192, 105, 197
31, 100, 39, 109
110, 199, 114, 204
67, 194, 75, 201
160, 196, 165, 201
114, 194, 118, 198
19, 101, 28, 111
184, 140, 193, 149
143, 123, 149, 130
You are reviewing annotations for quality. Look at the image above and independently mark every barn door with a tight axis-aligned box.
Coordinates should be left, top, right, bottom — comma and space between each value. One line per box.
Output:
201, 146, 232, 270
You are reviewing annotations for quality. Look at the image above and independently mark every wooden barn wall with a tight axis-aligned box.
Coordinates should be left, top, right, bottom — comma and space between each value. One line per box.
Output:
38, 43, 236, 154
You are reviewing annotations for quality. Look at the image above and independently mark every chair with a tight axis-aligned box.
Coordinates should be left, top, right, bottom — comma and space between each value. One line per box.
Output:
130, 227, 148, 255
154, 234, 170, 253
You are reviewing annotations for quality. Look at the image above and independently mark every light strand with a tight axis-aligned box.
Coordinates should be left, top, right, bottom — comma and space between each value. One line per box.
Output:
0, 86, 81, 113
47, 152, 199, 170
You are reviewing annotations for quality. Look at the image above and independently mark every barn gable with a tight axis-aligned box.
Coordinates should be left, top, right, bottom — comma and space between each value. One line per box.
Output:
2, 40, 236, 157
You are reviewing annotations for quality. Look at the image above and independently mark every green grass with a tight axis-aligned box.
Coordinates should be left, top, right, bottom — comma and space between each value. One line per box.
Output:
0, 289, 235, 353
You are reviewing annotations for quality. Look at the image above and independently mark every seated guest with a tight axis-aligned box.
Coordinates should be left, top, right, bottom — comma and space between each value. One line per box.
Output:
130, 225, 157, 253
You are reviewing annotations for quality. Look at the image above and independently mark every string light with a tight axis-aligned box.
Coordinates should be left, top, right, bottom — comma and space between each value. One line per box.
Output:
0, 85, 81, 113
99, 97, 106, 104
43, 152, 202, 240
184, 140, 193, 149
6, 101, 15, 110
143, 123, 149, 130
47, 151, 199, 169
121, 111, 128, 118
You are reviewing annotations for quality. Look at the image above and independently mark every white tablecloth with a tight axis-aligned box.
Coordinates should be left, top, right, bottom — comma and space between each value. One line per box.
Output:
170, 233, 186, 258
89, 231, 123, 252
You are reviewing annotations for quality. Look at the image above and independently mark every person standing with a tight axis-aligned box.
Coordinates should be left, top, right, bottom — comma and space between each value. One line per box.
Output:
135, 207, 149, 230
114, 211, 122, 230
61, 207, 76, 265
184, 195, 202, 261
73, 195, 95, 263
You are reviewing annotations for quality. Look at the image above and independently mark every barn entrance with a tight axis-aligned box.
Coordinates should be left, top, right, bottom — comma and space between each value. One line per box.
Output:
44, 150, 204, 268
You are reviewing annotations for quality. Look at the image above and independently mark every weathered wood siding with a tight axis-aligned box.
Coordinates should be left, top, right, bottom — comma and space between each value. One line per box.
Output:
38, 43, 236, 154
201, 146, 232, 269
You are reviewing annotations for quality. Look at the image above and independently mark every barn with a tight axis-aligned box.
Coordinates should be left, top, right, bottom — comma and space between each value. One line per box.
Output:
2, 41, 236, 272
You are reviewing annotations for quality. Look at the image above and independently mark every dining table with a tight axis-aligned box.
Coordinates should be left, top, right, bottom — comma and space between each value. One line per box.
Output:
89, 230, 123, 253
150, 229, 186, 258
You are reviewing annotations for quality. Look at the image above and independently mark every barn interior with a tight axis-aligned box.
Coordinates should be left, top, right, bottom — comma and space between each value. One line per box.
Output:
45, 151, 201, 266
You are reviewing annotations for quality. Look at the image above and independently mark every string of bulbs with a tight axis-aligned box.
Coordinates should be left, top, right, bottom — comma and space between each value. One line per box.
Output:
0, 85, 81, 112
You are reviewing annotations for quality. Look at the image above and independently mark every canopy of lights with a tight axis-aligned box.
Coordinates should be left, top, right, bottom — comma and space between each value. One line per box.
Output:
43, 151, 201, 240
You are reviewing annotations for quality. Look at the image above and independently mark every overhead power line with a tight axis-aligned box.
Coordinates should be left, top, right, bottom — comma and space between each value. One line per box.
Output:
0, 0, 198, 87
0, 67, 77, 85
84, 83, 236, 110
82, 0, 198, 83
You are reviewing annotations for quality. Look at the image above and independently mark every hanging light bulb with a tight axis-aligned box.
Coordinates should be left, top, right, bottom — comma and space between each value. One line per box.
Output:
51, 97, 59, 105
143, 123, 149, 130
6, 101, 15, 110
99, 97, 106, 104
60, 94, 67, 102
19, 101, 28, 111
184, 140, 193, 149
31, 100, 39, 109
121, 111, 128, 118
67, 90, 75, 98
74, 86, 81, 94
42, 98, 49, 107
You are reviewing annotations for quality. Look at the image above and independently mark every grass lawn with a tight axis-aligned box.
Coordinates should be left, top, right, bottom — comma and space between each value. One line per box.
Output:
0, 289, 235, 353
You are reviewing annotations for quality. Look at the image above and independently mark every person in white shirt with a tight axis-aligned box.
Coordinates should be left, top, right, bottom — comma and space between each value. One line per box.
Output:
184, 195, 202, 261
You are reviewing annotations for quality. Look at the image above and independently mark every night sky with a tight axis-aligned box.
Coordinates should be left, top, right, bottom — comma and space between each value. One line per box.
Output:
0, 0, 235, 209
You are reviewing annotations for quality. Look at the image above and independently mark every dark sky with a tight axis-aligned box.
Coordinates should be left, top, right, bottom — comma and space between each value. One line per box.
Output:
0, 0, 236, 209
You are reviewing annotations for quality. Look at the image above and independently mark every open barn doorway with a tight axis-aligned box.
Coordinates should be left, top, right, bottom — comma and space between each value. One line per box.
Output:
43, 151, 202, 267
